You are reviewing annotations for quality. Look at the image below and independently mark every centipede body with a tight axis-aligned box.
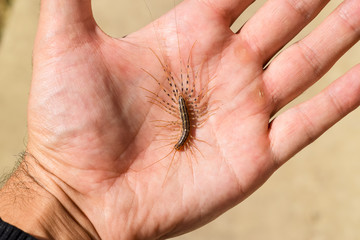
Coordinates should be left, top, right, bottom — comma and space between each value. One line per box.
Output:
174, 96, 190, 150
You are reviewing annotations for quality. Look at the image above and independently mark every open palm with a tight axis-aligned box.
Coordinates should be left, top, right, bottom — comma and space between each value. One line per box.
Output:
26, 0, 360, 239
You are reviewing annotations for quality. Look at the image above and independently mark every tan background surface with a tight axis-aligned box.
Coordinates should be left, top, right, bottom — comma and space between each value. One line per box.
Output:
0, 0, 359, 239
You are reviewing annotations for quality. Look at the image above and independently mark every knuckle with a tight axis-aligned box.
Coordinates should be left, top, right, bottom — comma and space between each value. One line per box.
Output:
338, 0, 360, 36
296, 41, 323, 78
285, 0, 320, 20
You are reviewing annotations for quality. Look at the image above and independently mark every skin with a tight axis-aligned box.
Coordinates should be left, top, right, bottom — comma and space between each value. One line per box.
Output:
0, 0, 359, 239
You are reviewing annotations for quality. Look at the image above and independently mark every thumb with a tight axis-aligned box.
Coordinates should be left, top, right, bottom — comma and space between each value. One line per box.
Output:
36, 0, 96, 41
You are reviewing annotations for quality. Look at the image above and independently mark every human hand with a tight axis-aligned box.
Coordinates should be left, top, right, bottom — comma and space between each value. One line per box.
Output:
2, 0, 359, 239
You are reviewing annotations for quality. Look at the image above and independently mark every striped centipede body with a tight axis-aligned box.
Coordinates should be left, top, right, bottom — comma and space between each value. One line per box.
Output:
139, 2, 217, 182
174, 96, 190, 150
141, 44, 215, 179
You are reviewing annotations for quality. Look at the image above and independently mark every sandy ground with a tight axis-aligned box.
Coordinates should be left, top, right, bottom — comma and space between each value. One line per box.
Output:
0, 0, 359, 239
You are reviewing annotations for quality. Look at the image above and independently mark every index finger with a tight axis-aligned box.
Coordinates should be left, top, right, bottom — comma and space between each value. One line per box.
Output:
193, 0, 255, 26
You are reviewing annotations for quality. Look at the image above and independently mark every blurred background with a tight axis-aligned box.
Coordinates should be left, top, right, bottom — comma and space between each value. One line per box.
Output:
0, 0, 359, 239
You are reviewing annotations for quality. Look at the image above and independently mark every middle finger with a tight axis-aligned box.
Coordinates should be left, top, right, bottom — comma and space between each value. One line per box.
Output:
237, 0, 329, 63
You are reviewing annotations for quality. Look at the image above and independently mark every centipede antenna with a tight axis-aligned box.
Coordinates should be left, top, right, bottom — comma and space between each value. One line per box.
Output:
184, 143, 196, 175
154, 142, 176, 150
153, 121, 178, 127
192, 147, 199, 164
189, 136, 211, 147
155, 133, 180, 137
140, 0, 220, 186
162, 149, 178, 187
192, 141, 205, 159
139, 148, 176, 173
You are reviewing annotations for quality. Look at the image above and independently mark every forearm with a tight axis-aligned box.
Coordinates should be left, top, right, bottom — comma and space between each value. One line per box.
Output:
0, 156, 99, 240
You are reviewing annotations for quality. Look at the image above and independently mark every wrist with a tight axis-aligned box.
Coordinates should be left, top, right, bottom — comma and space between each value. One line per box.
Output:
0, 154, 100, 240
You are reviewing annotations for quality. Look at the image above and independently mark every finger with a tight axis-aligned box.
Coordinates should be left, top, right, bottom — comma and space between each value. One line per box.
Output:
38, 0, 95, 36
237, 0, 329, 62
264, 0, 360, 114
269, 64, 360, 166
194, 0, 256, 26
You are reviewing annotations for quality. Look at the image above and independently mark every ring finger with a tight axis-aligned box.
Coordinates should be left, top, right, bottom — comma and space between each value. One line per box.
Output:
263, 0, 360, 114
